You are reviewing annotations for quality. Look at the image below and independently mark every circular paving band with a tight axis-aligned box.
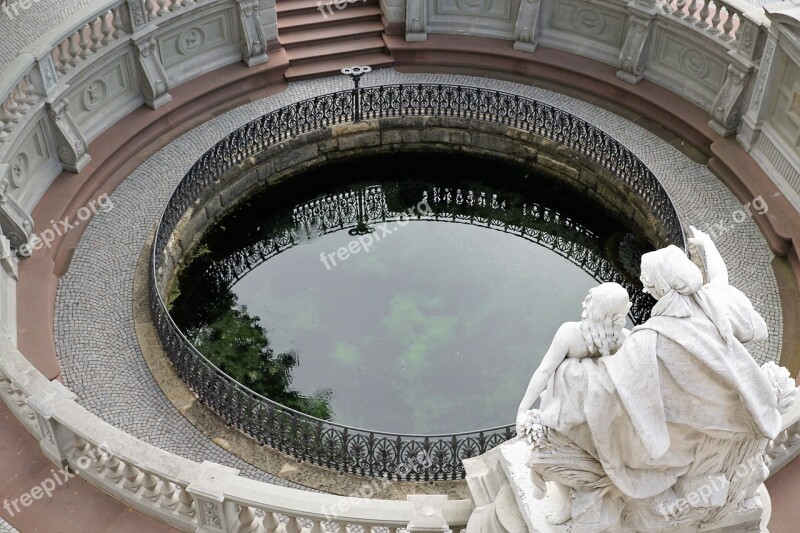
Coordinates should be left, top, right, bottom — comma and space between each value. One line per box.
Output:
55, 70, 783, 488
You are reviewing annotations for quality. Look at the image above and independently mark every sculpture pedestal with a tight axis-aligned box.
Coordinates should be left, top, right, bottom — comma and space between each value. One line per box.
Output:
464, 439, 771, 533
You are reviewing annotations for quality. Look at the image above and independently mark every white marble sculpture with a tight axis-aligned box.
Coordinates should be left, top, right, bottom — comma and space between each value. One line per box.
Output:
468, 227, 796, 533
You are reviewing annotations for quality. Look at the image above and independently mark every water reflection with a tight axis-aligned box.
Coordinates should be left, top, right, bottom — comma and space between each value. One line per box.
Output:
171, 154, 654, 434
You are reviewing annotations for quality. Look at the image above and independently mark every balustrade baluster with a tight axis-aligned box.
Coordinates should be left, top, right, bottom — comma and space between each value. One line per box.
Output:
698, 0, 711, 28
4, 90, 20, 123
722, 9, 735, 40
99, 12, 113, 44
68, 33, 80, 66
145, 0, 157, 17
90, 18, 103, 52
262, 512, 281, 533
178, 487, 196, 517
310, 519, 325, 533
12, 88, 28, 116
78, 27, 91, 59
710, 1, 723, 34
335, 523, 348, 533
674, 0, 686, 17
122, 462, 143, 491
237, 505, 259, 532
142, 472, 160, 501
57, 42, 70, 73
686, 0, 699, 22
157, 0, 169, 15
114, 8, 126, 37
286, 516, 302, 533
0, 104, 12, 142
104, 454, 124, 482
159, 480, 178, 510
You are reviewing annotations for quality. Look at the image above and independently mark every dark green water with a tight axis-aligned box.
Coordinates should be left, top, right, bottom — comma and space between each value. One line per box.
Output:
171, 153, 652, 434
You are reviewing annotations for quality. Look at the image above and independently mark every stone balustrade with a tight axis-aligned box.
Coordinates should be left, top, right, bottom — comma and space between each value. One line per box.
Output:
0, 338, 471, 532
658, 0, 764, 48
1, 0, 800, 529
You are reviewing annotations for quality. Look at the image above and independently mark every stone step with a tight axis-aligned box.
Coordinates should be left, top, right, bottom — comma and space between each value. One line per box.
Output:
280, 20, 384, 48
286, 36, 386, 62
277, 5, 382, 32
285, 52, 395, 80
277, 0, 378, 17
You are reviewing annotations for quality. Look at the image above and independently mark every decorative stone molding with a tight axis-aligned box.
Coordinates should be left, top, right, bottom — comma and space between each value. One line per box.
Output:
236, 0, 269, 67
45, 98, 91, 173
463, 445, 528, 533
513, 0, 542, 53
27, 381, 78, 468
407, 495, 452, 533
617, 1, 656, 84
33, 56, 60, 98
133, 37, 172, 110
406, 0, 428, 42
186, 461, 240, 533
0, 164, 35, 250
709, 63, 751, 137
125, 0, 150, 31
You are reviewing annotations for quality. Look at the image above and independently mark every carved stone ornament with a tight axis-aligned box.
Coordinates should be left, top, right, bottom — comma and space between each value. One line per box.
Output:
46, 98, 90, 173
710, 63, 750, 137
236, 0, 269, 67
406, 0, 428, 41
513, 0, 543, 53
467, 227, 793, 532
617, 14, 653, 84
134, 37, 171, 109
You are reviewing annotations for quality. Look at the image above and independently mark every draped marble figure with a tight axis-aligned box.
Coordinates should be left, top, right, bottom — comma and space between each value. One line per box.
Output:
515, 226, 795, 532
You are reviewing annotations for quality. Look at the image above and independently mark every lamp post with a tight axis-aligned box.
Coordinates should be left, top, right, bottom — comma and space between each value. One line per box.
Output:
348, 187, 374, 236
341, 65, 372, 122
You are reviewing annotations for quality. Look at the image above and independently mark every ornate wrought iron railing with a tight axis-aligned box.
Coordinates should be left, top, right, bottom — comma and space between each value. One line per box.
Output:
150, 83, 685, 481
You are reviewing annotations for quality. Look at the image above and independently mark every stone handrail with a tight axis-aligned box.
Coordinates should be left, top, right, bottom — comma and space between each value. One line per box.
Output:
0, 338, 471, 532
1, 330, 796, 530
0, 0, 129, 149
656, 0, 768, 50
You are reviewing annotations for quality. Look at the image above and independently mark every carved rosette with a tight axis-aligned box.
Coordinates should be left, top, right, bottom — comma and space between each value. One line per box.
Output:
134, 37, 171, 110
46, 98, 90, 173
236, 0, 269, 67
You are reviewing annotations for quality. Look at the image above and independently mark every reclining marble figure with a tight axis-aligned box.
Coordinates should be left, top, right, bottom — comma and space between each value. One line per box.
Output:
510, 226, 796, 532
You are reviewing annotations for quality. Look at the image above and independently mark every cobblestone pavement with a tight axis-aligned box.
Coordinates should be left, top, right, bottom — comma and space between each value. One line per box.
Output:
54, 70, 783, 485
0, 518, 17, 533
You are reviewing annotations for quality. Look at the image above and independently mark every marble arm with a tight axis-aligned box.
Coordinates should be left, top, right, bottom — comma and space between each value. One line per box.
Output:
689, 225, 729, 286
